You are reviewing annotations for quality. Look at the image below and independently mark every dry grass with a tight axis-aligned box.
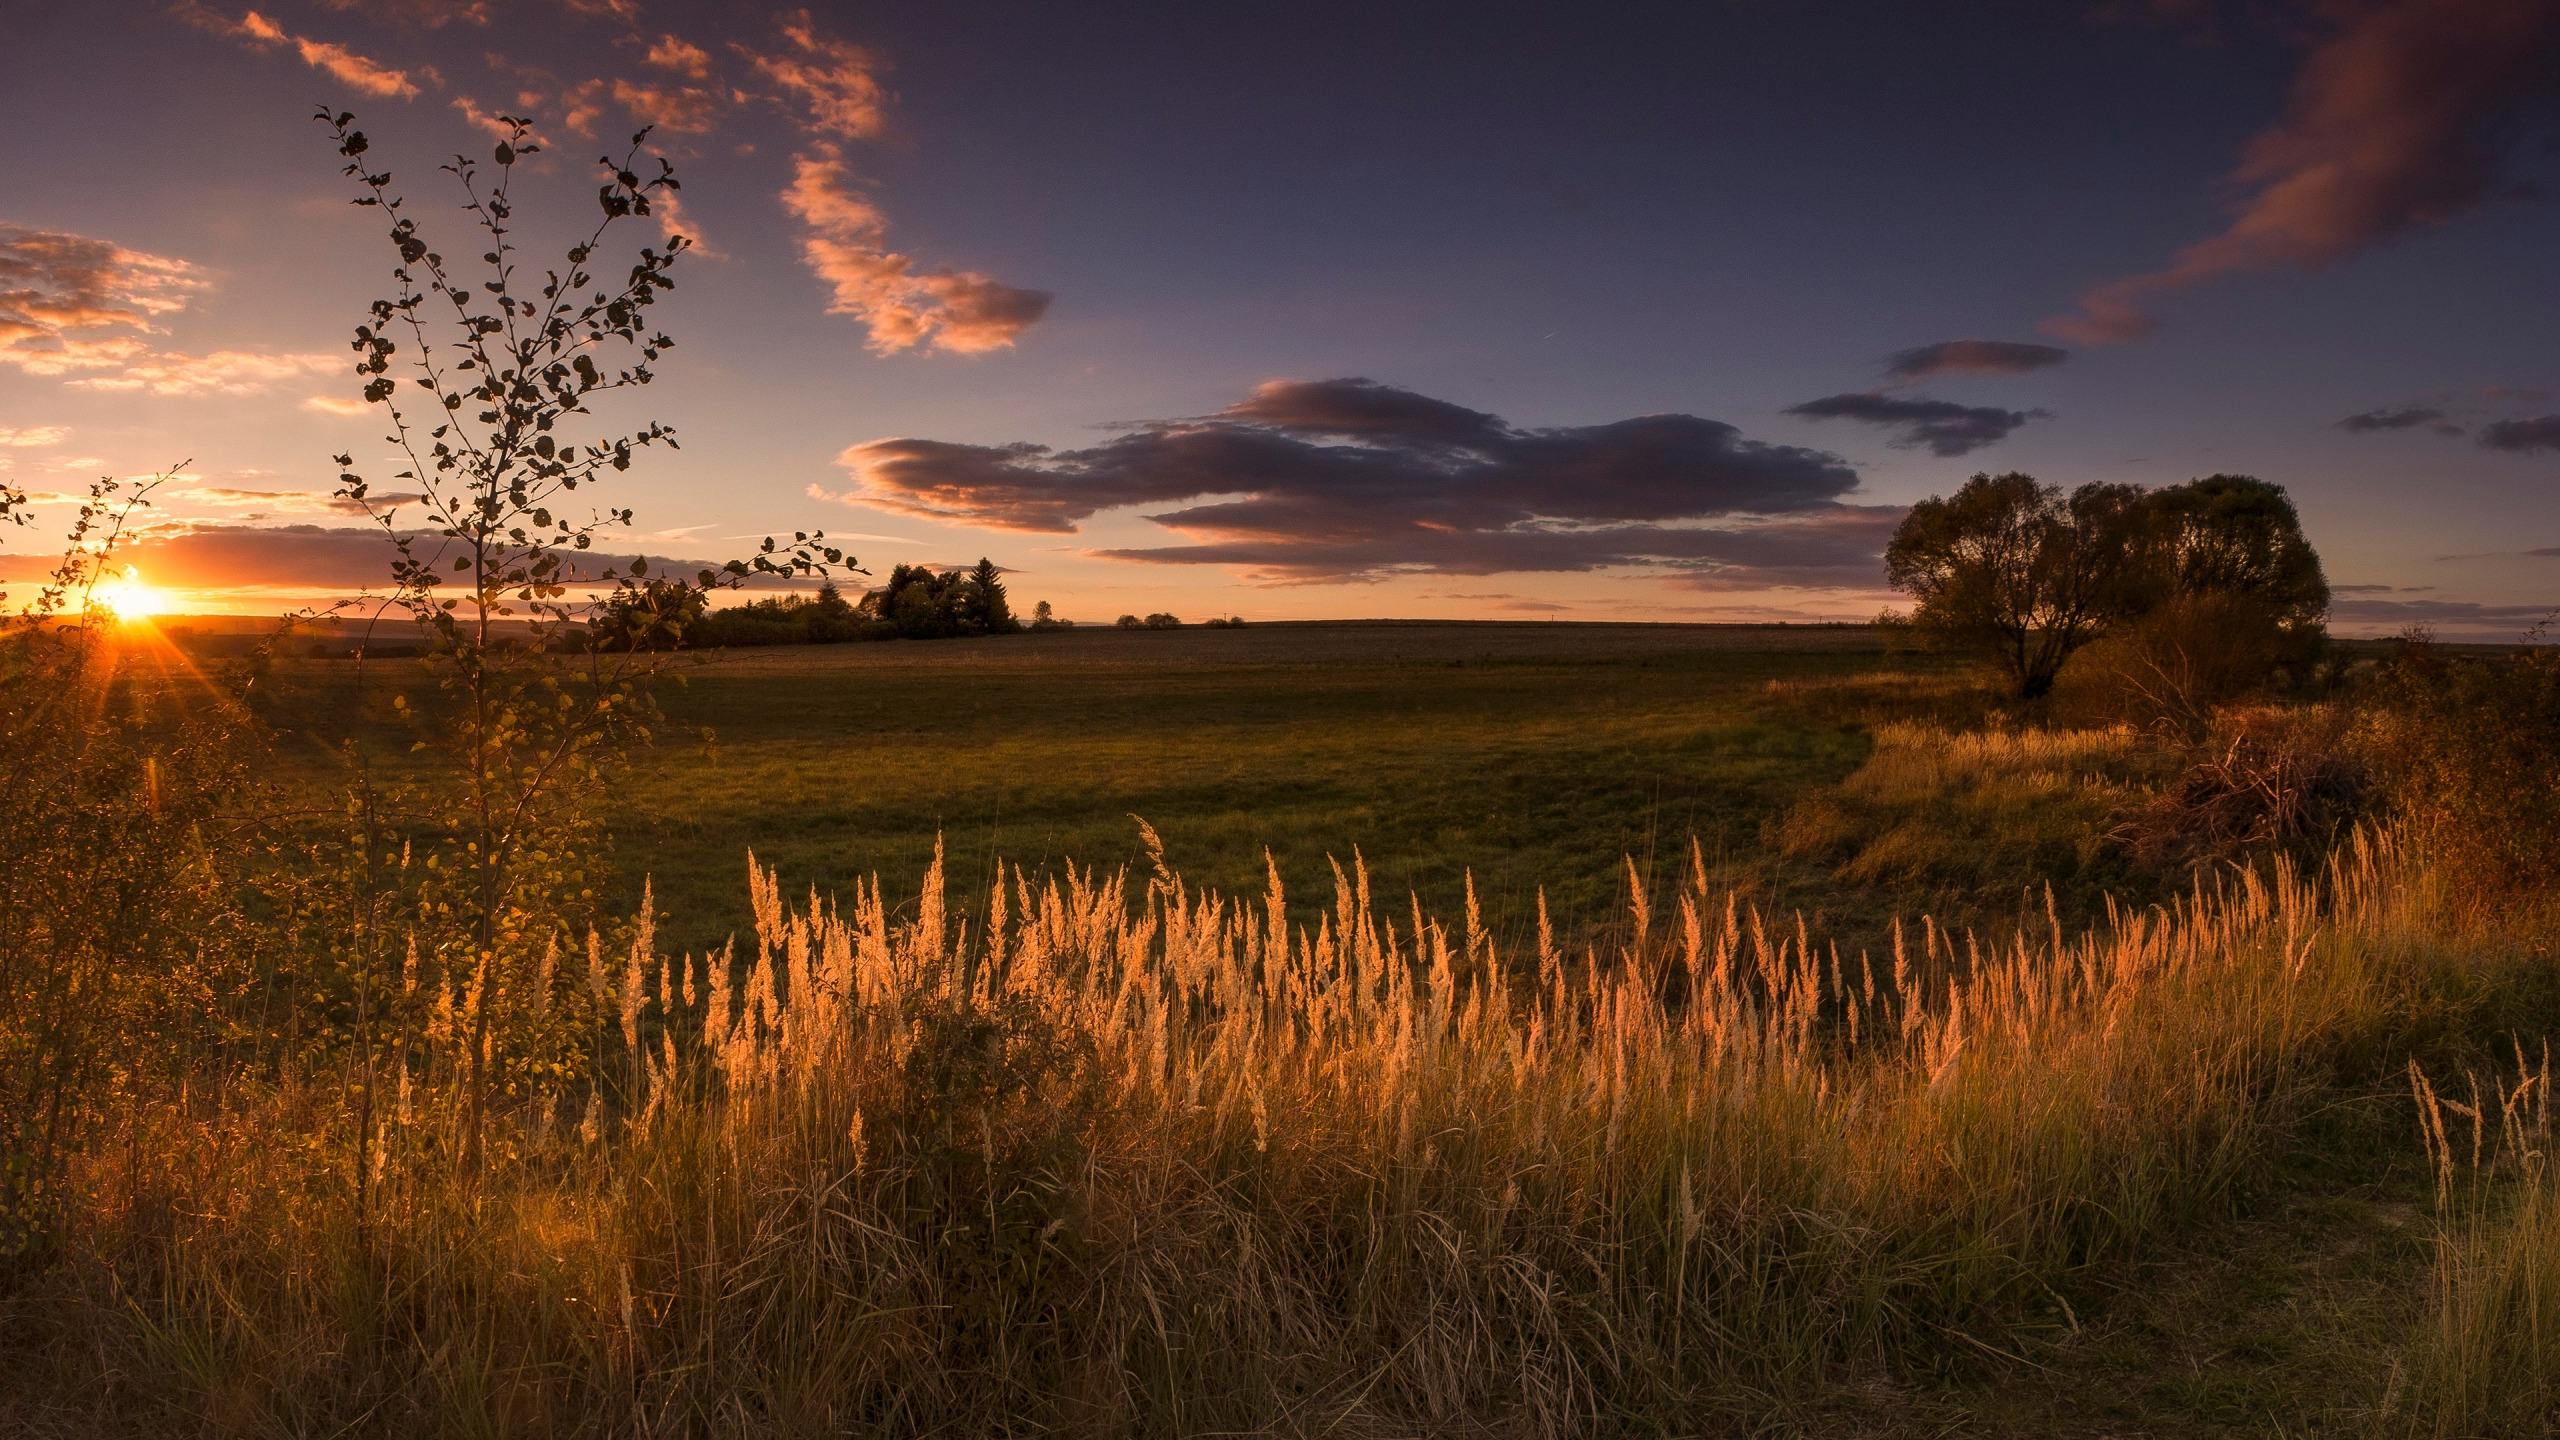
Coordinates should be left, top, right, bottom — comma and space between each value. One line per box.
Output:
1773, 723, 2169, 918
2396, 1048, 2560, 1437
5, 820, 2502, 1437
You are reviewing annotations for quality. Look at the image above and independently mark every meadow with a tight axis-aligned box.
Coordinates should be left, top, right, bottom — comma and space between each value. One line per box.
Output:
9, 617, 2560, 1438
254, 622, 1928, 960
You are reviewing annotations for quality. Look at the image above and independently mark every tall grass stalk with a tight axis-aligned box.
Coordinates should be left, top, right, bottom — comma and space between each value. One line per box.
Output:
28, 829, 2473, 1434
2397, 1047, 2560, 1437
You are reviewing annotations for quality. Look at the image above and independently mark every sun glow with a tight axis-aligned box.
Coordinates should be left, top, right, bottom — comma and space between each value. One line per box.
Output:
93, 565, 169, 620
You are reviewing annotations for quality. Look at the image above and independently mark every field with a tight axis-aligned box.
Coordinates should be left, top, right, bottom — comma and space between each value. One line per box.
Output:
257, 622, 1936, 960
13, 617, 2560, 1438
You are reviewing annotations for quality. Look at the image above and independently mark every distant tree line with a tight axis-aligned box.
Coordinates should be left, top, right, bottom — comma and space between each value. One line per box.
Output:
1886, 472, 2329, 725
593, 557, 1029, 650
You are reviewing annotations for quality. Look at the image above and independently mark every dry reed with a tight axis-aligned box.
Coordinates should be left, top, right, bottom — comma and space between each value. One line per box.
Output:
27, 827, 2473, 1436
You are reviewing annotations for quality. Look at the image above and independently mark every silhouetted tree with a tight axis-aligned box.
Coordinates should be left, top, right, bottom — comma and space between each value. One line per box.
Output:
1885, 472, 2150, 698
969, 557, 1018, 633
1888, 470, 2329, 705
2135, 474, 2328, 630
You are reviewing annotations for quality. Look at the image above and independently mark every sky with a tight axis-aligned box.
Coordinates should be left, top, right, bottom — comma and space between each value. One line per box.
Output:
2, 0, 2557, 636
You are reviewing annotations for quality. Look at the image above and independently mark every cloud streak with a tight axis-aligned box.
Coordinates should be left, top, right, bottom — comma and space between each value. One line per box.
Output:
782, 148, 1052, 354
183, 5, 431, 98
1882, 339, 2069, 385
2047, 0, 2560, 344
2338, 404, 2450, 432
836, 378, 1884, 584
1781, 392, 2052, 456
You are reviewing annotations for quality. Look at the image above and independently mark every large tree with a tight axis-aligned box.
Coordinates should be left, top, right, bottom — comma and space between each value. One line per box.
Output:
1885, 470, 2328, 702
2136, 473, 2328, 630
1884, 472, 2150, 698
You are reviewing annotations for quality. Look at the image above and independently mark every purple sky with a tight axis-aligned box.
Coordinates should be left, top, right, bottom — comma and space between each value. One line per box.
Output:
4, 0, 2557, 636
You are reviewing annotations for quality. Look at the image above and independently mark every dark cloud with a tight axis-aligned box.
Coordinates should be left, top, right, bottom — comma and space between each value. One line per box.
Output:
2338, 405, 2449, 432
1089, 505, 1907, 588
1781, 392, 2051, 457
1881, 340, 2069, 385
2047, 0, 2560, 344
837, 378, 1877, 583
2481, 416, 2560, 454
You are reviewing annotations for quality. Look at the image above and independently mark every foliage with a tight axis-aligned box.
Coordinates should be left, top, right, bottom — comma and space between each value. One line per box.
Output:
2356, 634, 2560, 899
1887, 471, 2328, 703
0, 477, 254, 1265
1028, 599, 1071, 631
2136, 473, 2329, 629
853, 560, 1021, 640
1885, 471, 2151, 699
313, 107, 843, 1168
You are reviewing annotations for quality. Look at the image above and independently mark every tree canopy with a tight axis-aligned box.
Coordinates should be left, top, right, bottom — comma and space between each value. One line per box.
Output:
1884, 471, 2326, 699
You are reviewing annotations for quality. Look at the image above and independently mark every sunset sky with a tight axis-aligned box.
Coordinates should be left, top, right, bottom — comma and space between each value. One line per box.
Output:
3, 0, 2557, 636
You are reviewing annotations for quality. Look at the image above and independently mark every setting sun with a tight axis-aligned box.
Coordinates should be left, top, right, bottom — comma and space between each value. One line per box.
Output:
94, 565, 168, 620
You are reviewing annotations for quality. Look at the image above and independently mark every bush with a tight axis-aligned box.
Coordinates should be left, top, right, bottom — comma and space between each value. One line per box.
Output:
2107, 706, 2364, 872
2055, 592, 2315, 738
2357, 636, 2560, 897
1114, 614, 1141, 629
1144, 612, 1182, 630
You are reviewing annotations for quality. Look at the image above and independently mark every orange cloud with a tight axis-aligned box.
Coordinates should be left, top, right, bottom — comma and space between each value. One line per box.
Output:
450, 95, 525, 142
0, 225, 207, 377
611, 77, 723, 132
212, 7, 431, 98
644, 33, 714, 78
742, 11, 890, 139
781, 147, 1050, 354
645, 183, 710, 254
302, 394, 368, 416
0, 426, 70, 447
2048, 0, 2560, 344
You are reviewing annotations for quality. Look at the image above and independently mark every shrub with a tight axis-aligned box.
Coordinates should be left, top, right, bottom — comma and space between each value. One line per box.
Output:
2357, 635, 2560, 898
2055, 592, 2303, 738
1144, 612, 1182, 629
1114, 614, 1141, 629
2107, 705, 2364, 871
0, 479, 256, 1265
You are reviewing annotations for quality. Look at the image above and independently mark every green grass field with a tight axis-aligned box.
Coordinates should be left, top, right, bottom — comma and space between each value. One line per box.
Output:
258, 621, 1950, 959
